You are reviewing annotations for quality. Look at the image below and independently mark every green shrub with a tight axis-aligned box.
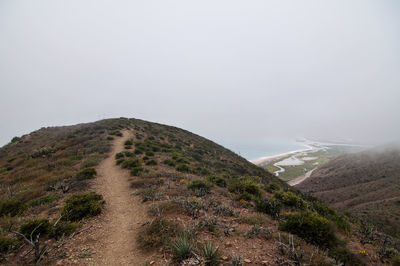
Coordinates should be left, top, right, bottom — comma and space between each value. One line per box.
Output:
138, 188, 164, 202
28, 194, 58, 208
163, 159, 176, 167
110, 130, 122, 137
145, 151, 155, 156
76, 167, 97, 180
51, 222, 80, 239
176, 164, 190, 172
0, 235, 18, 253
207, 176, 227, 187
273, 191, 306, 209
279, 212, 336, 248
0, 198, 25, 217
255, 198, 281, 218
130, 166, 144, 176
106, 136, 114, 140
265, 182, 281, 193
145, 159, 158, 166
193, 166, 211, 176
11, 136, 21, 143
228, 176, 262, 199
61, 193, 104, 222
137, 218, 177, 249
80, 157, 100, 169
328, 246, 364, 265
115, 152, 125, 159
214, 205, 235, 217
134, 149, 143, 155
171, 233, 195, 262
124, 139, 134, 146
310, 201, 350, 233
122, 159, 141, 169
201, 241, 220, 266
392, 256, 400, 266
187, 179, 213, 194
19, 218, 51, 239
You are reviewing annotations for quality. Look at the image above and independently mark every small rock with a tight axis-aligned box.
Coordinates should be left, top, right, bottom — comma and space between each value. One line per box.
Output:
261, 261, 268, 265
225, 242, 232, 247
222, 256, 228, 261
149, 261, 155, 265
244, 259, 251, 263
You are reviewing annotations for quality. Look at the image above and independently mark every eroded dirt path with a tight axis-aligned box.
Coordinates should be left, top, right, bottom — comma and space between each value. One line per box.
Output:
59, 130, 151, 265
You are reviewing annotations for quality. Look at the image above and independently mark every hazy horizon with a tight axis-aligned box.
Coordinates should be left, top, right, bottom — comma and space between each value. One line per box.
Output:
1, 0, 400, 151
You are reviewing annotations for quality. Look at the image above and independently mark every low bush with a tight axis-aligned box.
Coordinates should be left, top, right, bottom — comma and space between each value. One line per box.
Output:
137, 218, 177, 249
61, 193, 104, 222
80, 157, 100, 169
192, 166, 211, 176
110, 130, 122, 137
11, 136, 21, 143
176, 164, 190, 173
255, 198, 281, 218
122, 159, 141, 169
0, 198, 25, 217
130, 167, 144, 176
0, 235, 18, 253
145, 151, 154, 156
145, 159, 158, 166
51, 221, 80, 239
207, 176, 227, 187
187, 179, 213, 194
28, 194, 58, 208
19, 218, 51, 239
163, 159, 176, 167
328, 246, 364, 265
137, 188, 164, 202
214, 205, 235, 217
76, 167, 97, 180
124, 139, 133, 146
273, 191, 306, 210
279, 211, 337, 248
265, 182, 281, 193
228, 176, 262, 199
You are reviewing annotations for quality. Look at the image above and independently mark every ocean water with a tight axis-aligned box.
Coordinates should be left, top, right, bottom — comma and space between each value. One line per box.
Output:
218, 138, 308, 161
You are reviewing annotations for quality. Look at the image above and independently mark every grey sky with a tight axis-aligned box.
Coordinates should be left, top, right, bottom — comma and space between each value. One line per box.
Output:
1, 0, 399, 153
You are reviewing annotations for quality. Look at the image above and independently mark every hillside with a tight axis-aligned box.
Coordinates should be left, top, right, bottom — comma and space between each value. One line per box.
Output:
296, 147, 400, 239
0, 118, 398, 265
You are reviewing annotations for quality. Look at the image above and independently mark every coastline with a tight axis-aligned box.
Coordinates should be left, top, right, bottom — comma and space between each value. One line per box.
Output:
250, 143, 315, 166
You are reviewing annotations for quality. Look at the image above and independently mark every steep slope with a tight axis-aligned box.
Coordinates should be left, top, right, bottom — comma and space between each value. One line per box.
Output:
296, 147, 400, 238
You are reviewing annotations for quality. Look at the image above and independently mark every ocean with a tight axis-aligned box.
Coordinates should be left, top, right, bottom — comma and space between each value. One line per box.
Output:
218, 138, 308, 161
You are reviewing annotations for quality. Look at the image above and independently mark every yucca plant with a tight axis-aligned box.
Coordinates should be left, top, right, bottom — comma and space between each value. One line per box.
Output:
201, 241, 220, 266
171, 233, 194, 261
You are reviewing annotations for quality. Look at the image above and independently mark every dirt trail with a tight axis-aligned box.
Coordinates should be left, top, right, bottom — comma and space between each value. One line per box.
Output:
59, 130, 151, 265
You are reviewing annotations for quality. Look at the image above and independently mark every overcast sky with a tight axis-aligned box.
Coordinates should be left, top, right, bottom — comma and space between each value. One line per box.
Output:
1, 0, 399, 153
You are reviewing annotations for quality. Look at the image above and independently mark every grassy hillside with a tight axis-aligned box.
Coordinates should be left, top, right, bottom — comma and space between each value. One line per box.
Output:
296, 147, 400, 239
0, 118, 397, 264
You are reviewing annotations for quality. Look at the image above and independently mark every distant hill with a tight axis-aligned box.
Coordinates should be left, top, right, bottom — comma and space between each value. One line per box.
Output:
296, 146, 400, 238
